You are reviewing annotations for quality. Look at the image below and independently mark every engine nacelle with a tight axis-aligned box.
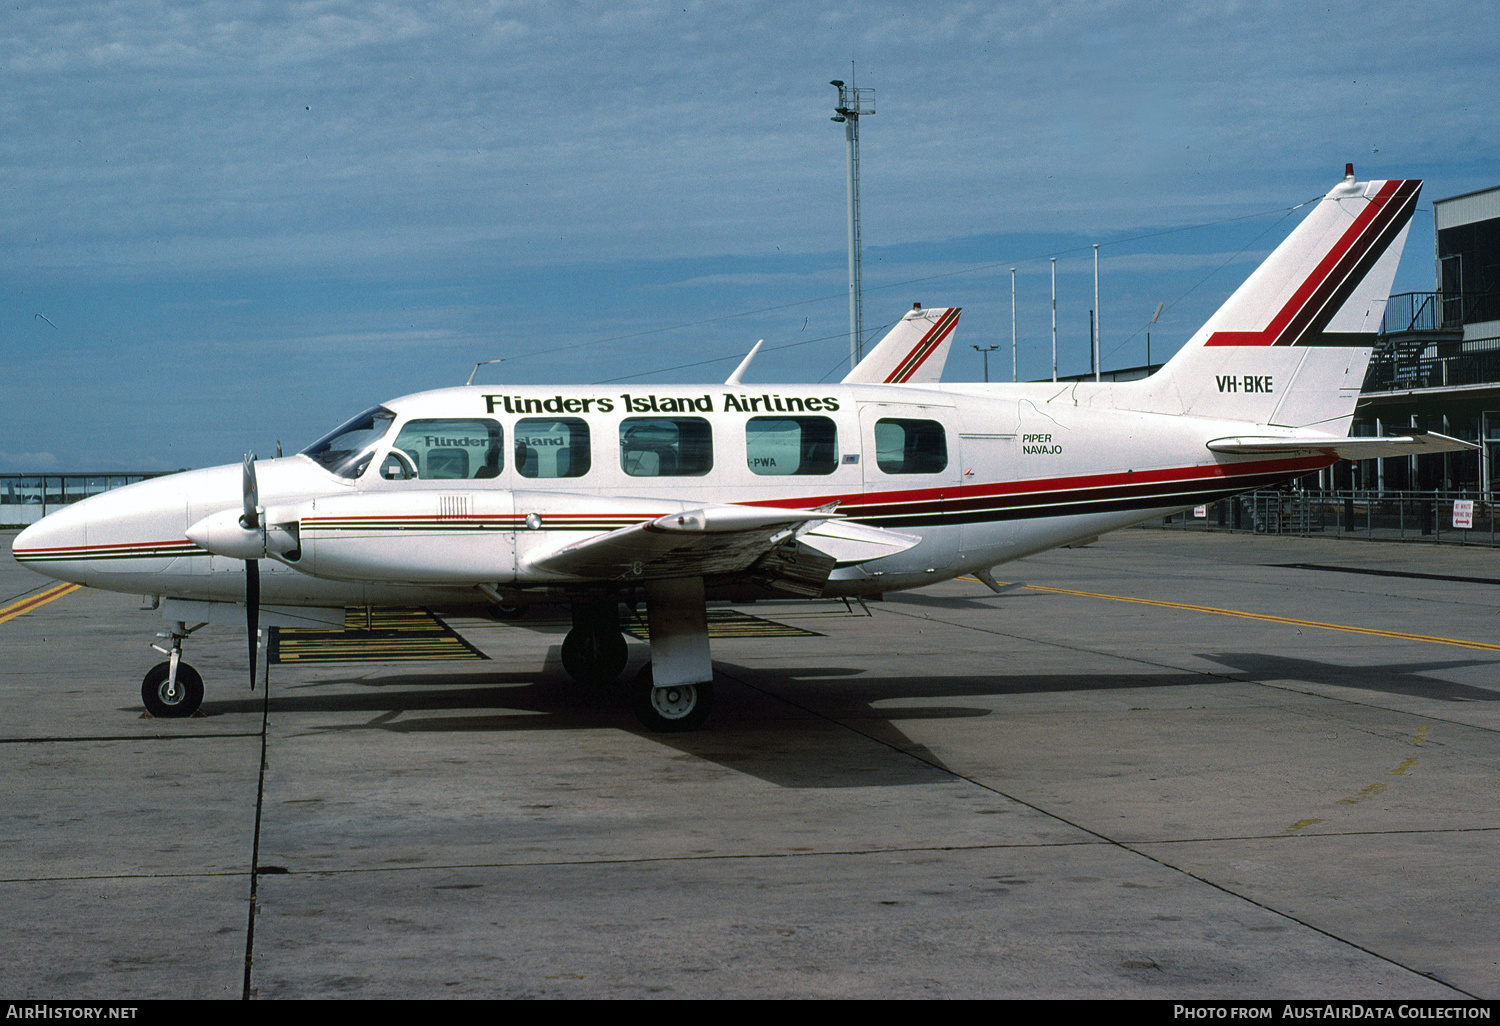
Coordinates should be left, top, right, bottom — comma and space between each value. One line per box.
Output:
285, 490, 518, 584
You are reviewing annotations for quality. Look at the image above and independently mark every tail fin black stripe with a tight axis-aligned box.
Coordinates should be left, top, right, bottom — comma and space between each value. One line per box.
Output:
1204, 179, 1415, 347
1280, 179, 1421, 347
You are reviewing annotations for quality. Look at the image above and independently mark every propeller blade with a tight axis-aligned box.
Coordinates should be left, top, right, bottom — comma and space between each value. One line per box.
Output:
241, 453, 260, 531
246, 558, 260, 689
242, 452, 264, 689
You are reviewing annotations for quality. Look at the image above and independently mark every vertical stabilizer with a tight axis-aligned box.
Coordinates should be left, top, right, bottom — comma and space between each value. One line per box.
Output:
842, 306, 961, 384
1111, 173, 1420, 432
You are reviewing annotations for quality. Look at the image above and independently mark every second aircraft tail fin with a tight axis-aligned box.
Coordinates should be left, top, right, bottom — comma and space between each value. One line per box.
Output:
843, 306, 961, 385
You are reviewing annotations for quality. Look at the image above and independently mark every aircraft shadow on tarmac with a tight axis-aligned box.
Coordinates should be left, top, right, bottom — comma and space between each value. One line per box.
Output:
1200, 652, 1500, 703
882, 590, 1038, 612
187, 646, 1497, 789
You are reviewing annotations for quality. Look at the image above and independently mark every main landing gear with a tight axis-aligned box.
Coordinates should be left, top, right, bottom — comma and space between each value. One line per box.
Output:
141, 620, 206, 718
629, 663, 714, 733
558, 595, 715, 732
560, 600, 630, 687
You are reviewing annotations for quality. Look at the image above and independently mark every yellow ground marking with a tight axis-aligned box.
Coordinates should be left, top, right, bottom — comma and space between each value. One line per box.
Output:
963, 577, 1500, 653
0, 583, 81, 626
272, 608, 487, 664
1338, 782, 1389, 804
623, 608, 823, 641
1304, 742, 1425, 828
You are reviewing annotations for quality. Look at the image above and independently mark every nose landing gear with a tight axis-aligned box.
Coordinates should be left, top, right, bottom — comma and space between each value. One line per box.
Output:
141, 620, 206, 718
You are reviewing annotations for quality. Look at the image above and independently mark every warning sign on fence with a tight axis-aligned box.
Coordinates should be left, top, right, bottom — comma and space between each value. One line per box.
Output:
1453, 499, 1474, 529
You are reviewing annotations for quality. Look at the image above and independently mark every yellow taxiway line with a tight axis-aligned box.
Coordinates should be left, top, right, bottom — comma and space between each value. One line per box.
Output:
0, 582, 82, 627
966, 578, 1500, 654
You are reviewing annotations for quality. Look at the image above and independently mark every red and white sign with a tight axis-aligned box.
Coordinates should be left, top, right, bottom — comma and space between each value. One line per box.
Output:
1452, 500, 1474, 529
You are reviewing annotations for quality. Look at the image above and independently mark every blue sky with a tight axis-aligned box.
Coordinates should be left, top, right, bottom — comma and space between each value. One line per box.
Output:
3, 1, 1497, 471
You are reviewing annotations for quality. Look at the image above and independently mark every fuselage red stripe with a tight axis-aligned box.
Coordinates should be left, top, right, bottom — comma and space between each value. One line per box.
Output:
12, 539, 200, 556
746, 454, 1329, 512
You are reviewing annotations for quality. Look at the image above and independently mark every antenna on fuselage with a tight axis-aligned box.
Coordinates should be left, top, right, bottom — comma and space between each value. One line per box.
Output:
724, 340, 764, 386
467, 359, 504, 386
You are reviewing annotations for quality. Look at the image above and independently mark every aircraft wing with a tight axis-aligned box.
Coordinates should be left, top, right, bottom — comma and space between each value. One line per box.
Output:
525, 505, 839, 583
526, 503, 922, 595
1207, 431, 1477, 460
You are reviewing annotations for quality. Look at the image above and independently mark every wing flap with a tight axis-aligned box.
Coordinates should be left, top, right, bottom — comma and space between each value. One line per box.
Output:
797, 518, 921, 566
525, 505, 837, 582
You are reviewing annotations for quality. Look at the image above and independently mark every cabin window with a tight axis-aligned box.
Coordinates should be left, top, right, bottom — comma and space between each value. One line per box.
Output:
302, 406, 396, 479
620, 418, 713, 477
389, 419, 505, 480
515, 418, 591, 479
745, 417, 838, 476
874, 418, 948, 474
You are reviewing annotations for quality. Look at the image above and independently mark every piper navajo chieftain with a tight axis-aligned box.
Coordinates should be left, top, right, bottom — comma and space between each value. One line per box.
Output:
13, 169, 1474, 731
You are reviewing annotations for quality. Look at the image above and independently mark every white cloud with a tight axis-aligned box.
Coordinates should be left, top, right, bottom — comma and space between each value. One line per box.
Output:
0, 451, 60, 471
4, 0, 1493, 277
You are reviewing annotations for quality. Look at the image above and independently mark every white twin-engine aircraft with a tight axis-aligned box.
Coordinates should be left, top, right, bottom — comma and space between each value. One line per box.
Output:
13, 170, 1474, 731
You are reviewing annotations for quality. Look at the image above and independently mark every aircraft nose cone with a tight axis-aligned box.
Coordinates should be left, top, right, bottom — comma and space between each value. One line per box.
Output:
12, 501, 90, 584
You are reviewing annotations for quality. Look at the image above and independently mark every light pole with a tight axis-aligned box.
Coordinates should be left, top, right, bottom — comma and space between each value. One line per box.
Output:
1093, 244, 1100, 382
1050, 257, 1057, 382
831, 78, 874, 371
972, 344, 1000, 383
1010, 267, 1017, 382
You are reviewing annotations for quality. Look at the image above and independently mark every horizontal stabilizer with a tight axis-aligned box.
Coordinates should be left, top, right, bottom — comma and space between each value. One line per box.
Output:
1207, 431, 1477, 461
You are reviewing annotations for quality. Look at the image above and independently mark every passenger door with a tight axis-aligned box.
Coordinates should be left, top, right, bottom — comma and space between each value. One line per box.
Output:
857, 402, 961, 573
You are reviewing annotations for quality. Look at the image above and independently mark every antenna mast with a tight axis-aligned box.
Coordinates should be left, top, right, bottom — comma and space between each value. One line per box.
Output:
831, 75, 874, 371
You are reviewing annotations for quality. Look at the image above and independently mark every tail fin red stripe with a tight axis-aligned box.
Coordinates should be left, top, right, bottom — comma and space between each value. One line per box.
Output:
885, 307, 961, 383
1204, 179, 1419, 347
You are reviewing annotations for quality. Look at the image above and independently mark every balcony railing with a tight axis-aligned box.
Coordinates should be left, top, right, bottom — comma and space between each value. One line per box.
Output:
1381, 291, 1500, 333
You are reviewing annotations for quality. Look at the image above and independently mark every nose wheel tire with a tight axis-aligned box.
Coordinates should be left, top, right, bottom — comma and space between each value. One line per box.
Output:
560, 624, 630, 687
141, 661, 205, 719
629, 663, 713, 733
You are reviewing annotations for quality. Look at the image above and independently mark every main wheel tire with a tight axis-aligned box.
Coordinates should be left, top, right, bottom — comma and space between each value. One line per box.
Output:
560, 625, 629, 687
629, 663, 714, 733
141, 661, 205, 718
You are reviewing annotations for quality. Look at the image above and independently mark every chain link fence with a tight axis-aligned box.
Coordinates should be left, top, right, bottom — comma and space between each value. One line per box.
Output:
1149, 490, 1499, 546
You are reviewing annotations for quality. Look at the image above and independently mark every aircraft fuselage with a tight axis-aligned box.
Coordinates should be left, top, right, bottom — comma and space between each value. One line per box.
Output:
13, 379, 1332, 609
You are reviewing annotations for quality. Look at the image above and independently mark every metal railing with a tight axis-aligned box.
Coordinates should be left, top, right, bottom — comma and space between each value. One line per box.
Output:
1383, 291, 1500, 333
1365, 343, 1500, 393
1381, 292, 1441, 333
1150, 490, 1499, 546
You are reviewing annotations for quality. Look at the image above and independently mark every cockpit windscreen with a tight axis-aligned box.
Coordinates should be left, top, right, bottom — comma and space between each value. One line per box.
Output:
301, 406, 396, 478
